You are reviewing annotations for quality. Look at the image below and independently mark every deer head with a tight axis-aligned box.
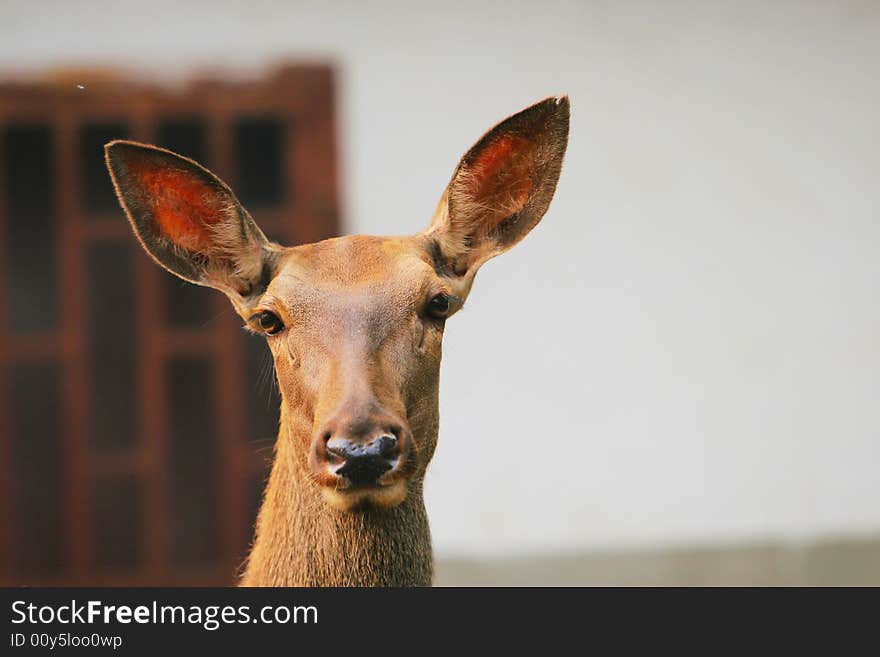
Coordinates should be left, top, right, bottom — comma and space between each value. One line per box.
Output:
105, 96, 569, 584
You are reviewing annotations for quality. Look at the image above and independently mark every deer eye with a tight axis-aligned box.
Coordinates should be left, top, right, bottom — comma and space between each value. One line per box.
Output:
254, 310, 284, 335
427, 293, 451, 319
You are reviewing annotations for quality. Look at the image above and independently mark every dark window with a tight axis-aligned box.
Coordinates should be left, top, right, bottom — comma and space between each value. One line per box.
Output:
168, 356, 219, 565
11, 362, 63, 575
163, 277, 216, 329
234, 117, 285, 208
87, 242, 137, 449
80, 122, 129, 215
3, 124, 57, 332
243, 332, 280, 445
156, 117, 208, 164
93, 476, 141, 569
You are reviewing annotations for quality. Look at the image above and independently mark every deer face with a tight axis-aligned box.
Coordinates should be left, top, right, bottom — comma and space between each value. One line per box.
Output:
254, 234, 454, 510
105, 96, 569, 512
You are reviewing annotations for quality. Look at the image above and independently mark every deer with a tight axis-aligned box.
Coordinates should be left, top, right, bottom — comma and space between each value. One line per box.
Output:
104, 96, 569, 586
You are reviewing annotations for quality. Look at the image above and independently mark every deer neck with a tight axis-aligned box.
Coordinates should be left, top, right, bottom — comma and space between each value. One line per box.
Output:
240, 411, 434, 587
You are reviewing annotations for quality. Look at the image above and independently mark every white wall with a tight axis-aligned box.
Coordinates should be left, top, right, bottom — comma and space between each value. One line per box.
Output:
3, 0, 878, 556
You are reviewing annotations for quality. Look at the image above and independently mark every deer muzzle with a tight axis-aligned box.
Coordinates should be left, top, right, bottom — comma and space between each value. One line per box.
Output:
326, 434, 399, 485
309, 408, 414, 510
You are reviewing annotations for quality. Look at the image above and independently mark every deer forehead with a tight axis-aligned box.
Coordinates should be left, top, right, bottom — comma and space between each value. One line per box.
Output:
264, 235, 441, 333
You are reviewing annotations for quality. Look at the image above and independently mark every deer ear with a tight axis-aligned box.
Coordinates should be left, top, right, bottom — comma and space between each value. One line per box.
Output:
427, 96, 569, 277
105, 140, 276, 308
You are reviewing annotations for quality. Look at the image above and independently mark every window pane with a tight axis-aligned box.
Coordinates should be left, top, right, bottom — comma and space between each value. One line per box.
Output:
163, 277, 215, 329
11, 362, 63, 576
156, 117, 207, 164
87, 242, 137, 449
80, 121, 129, 215
234, 117, 285, 208
167, 356, 219, 565
93, 476, 141, 569
3, 124, 57, 332
242, 332, 280, 445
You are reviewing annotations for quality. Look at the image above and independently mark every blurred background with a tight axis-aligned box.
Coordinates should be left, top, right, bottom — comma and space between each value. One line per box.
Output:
1, 0, 878, 585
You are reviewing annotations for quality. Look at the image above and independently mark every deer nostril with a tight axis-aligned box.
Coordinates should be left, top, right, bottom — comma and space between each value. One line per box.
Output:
375, 434, 398, 459
326, 436, 352, 458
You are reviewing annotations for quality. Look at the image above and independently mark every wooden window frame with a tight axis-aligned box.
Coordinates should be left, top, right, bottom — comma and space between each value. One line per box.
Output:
0, 65, 340, 585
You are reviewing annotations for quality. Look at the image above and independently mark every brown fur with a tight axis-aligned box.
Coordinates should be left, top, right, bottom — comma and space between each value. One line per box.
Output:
242, 413, 433, 586
104, 97, 569, 586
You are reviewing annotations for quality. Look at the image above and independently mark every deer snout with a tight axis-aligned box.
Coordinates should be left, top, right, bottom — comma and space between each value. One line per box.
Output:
326, 434, 399, 486
309, 409, 414, 507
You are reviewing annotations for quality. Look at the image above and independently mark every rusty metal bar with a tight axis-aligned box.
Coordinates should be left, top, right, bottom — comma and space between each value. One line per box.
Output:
0, 115, 11, 583
0, 333, 62, 361
56, 111, 91, 577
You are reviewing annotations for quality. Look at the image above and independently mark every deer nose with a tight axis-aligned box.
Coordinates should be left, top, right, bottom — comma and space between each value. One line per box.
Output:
325, 434, 399, 486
